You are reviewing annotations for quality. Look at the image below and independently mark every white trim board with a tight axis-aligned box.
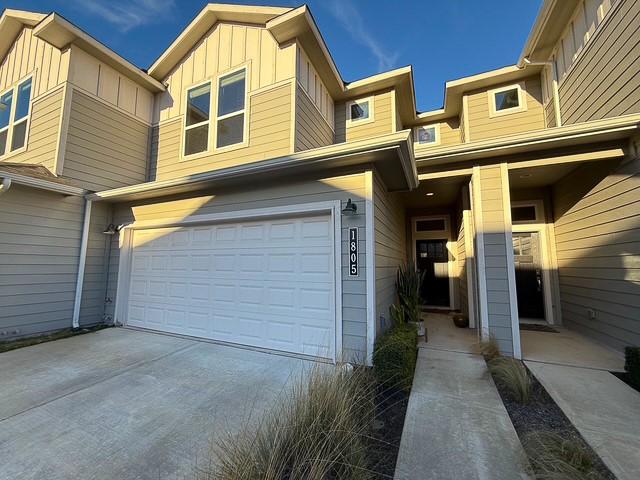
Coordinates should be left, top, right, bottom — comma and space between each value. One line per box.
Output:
364, 171, 375, 366
113, 200, 344, 363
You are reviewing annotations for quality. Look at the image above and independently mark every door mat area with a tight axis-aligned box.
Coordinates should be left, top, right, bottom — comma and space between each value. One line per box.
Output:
519, 323, 559, 333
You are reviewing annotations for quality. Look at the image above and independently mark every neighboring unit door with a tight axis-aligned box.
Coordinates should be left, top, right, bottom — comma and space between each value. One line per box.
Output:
125, 214, 336, 359
512, 232, 545, 320
416, 239, 450, 307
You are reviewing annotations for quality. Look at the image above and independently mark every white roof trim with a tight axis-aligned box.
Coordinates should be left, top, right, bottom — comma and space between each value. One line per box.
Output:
0, 172, 86, 196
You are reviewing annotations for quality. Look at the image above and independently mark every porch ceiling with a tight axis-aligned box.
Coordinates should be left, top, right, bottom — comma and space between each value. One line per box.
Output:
399, 175, 469, 208
508, 162, 580, 189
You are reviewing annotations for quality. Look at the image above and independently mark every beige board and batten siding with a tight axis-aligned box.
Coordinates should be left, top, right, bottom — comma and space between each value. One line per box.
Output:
466, 77, 545, 142
0, 185, 84, 337
558, 0, 640, 125
68, 47, 154, 124
0, 87, 63, 171
478, 165, 515, 355
155, 22, 295, 123
373, 171, 406, 332
0, 26, 69, 99
105, 173, 369, 359
150, 82, 292, 180
552, 153, 640, 349
335, 90, 394, 143
62, 90, 150, 191
295, 83, 334, 151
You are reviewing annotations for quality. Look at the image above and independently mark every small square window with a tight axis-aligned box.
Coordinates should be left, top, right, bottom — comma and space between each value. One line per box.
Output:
347, 97, 373, 124
494, 88, 520, 111
511, 205, 537, 222
416, 219, 446, 232
415, 125, 438, 145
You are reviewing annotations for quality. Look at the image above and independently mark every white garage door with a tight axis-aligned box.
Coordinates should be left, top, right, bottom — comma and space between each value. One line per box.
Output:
125, 214, 336, 359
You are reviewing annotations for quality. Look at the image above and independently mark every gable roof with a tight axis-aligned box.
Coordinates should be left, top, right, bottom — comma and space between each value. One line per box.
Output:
0, 9, 46, 62
0, 9, 165, 93
149, 3, 292, 80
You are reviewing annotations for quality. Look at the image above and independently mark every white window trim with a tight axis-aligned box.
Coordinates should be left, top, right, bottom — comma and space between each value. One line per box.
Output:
0, 74, 35, 159
511, 200, 543, 225
214, 65, 249, 153
346, 96, 374, 126
488, 82, 527, 118
414, 123, 441, 147
181, 79, 212, 159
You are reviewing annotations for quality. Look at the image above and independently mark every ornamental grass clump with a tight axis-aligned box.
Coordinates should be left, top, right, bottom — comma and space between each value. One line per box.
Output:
396, 264, 424, 323
522, 431, 607, 480
488, 357, 532, 404
200, 366, 377, 480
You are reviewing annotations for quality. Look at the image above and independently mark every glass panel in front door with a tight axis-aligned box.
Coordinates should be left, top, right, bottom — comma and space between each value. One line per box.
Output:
416, 239, 450, 307
513, 232, 545, 320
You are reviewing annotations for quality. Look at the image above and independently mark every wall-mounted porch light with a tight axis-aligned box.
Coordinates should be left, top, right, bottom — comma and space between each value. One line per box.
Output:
425, 192, 435, 197
102, 223, 121, 235
342, 198, 357, 215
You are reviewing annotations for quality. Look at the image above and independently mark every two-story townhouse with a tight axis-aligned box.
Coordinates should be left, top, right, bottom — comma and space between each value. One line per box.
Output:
0, 0, 638, 364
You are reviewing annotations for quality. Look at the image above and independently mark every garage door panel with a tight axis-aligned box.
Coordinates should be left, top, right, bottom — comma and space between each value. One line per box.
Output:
125, 214, 336, 358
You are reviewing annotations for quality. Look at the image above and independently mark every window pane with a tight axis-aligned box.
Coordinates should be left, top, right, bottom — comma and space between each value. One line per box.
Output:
0, 90, 13, 129
416, 219, 446, 232
217, 113, 244, 148
0, 129, 7, 156
417, 126, 436, 144
350, 101, 369, 120
10, 119, 27, 151
511, 206, 537, 222
14, 78, 32, 121
218, 70, 245, 117
495, 88, 519, 111
184, 124, 208, 155
186, 83, 210, 127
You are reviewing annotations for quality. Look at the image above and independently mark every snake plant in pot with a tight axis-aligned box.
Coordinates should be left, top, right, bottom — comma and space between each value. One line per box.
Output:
396, 264, 425, 336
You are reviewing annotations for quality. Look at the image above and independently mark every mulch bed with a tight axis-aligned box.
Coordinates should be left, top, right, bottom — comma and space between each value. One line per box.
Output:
491, 364, 615, 479
366, 385, 410, 479
0, 325, 110, 353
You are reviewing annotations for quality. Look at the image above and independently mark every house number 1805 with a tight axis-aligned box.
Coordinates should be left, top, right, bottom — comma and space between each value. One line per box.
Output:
348, 227, 358, 277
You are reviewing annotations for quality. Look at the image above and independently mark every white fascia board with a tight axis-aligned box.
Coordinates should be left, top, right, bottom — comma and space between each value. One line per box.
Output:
0, 172, 86, 196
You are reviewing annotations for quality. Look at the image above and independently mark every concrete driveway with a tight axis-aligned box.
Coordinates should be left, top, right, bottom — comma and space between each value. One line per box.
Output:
0, 328, 316, 480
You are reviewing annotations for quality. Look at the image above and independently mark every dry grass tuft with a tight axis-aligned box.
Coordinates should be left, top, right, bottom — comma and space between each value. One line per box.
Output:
522, 431, 607, 480
478, 337, 501, 361
489, 357, 532, 404
198, 366, 378, 480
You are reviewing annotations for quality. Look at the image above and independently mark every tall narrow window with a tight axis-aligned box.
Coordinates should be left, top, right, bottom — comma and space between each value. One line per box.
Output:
0, 90, 13, 156
216, 69, 246, 149
184, 82, 211, 156
0, 76, 32, 157
11, 78, 32, 151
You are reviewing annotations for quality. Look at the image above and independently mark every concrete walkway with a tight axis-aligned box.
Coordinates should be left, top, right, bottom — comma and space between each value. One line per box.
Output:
395, 347, 529, 480
0, 328, 315, 480
527, 361, 640, 480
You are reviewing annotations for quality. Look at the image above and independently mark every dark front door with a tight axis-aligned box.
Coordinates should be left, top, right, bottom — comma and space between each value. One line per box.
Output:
416, 239, 450, 307
513, 232, 545, 319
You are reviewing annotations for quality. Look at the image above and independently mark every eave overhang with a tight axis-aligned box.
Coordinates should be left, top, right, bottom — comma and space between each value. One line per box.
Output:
415, 115, 640, 168
149, 4, 291, 81
0, 171, 86, 196
89, 131, 418, 203
33, 13, 165, 92
0, 10, 46, 62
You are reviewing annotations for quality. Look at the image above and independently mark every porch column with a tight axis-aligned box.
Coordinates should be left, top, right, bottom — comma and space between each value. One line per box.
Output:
471, 163, 521, 358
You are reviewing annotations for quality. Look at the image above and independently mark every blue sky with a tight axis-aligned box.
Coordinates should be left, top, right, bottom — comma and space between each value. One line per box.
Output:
2, 0, 542, 111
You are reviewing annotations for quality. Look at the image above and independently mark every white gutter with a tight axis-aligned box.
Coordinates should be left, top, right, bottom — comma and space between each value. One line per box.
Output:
0, 171, 85, 195
72, 198, 92, 329
0, 177, 11, 196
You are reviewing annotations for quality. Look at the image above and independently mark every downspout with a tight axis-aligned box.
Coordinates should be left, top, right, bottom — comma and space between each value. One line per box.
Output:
0, 177, 12, 196
72, 198, 92, 329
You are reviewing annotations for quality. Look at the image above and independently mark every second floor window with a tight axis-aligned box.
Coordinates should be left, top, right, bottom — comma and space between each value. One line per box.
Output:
184, 82, 211, 156
346, 97, 373, 125
0, 77, 32, 157
489, 83, 526, 117
494, 88, 520, 111
415, 125, 439, 145
216, 68, 246, 149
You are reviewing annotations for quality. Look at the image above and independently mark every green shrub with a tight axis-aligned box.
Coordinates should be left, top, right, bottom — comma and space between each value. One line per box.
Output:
373, 322, 418, 392
203, 366, 376, 480
489, 357, 532, 404
396, 264, 424, 323
624, 346, 640, 387
522, 431, 606, 480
